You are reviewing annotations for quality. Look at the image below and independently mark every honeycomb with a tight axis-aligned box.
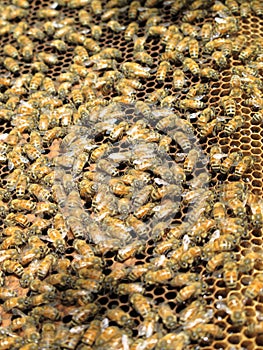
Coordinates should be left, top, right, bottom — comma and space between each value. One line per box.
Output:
0, 0, 263, 349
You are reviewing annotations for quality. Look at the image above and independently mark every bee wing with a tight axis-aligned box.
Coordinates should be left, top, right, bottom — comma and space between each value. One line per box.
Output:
0, 133, 9, 141
80, 29, 90, 35
182, 234, 191, 251
212, 153, 227, 160
154, 178, 169, 185
209, 229, 221, 242
175, 152, 187, 162
101, 317, 109, 330
122, 334, 130, 350
50, 2, 58, 8
215, 300, 229, 313
188, 111, 202, 120
108, 151, 132, 162
70, 325, 88, 334
149, 254, 167, 268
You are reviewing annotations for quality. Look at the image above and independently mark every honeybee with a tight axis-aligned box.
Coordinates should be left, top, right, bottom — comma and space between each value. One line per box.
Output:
170, 272, 198, 288
156, 332, 190, 350
176, 281, 206, 303
200, 22, 213, 42
0, 335, 23, 350
0, 231, 27, 250
221, 96, 236, 117
223, 260, 238, 288
184, 149, 199, 175
239, 251, 262, 273
4, 57, 19, 73
0, 287, 17, 301
73, 239, 94, 258
209, 145, 223, 172
156, 303, 177, 330
187, 82, 209, 100
58, 81, 73, 100
171, 0, 187, 14
38, 52, 58, 66
29, 72, 44, 91
188, 323, 223, 341
134, 51, 153, 66
10, 199, 35, 212
251, 0, 263, 15
43, 126, 65, 146
226, 197, 246, 218
182, 9, 207, 22
247, 321, 263, 336
20, 44, 33, 62
116, 240, 144, 262
78, 9, 92, 26
46, 228, 66, 253
247, 192, 263, 227
2, 295, 30, 313
37, 322, 56, 349
123, 22, 138, 42
2, 258, 24, 277
37, 254, 56, 280
155, 61, 170, 84
90, 0, 102, 14
107, 20, 125, 32
14, 173, 27, 199
207, 252, 234, 274
95, 326, 123, 347
221, 151, 242, 175
87, 24, 101, 40
101, 8, 120, 21
133, 34, 148, 53
230, 35, 247, 55
71, 304, 99, 325
5, 212, 30, 228
30, 290, 56, 307
211, 201, 227, 223
234, 156, 254, 178
37, 8, 59, 18
144, 267, 174, 285
30, 305, 60, 320
3, 44, 19, 58
5, 168, 23, 192
106, 307, 135, 328
183, 57, 200, 76
245, 275, 263, 300
212, 50, 228, 68
82, 319, 101, 346
28, 184, 51, 202
224, 115, 244, 136
31, 60, 49, 73
200, 67, 219, 80
173, 131, 191, 151
187, 38, 199, 59
172, 69, 186, 90
49, 39, 67, 54
239, 42, 258, 61
67, 216, 87, 239
129, 293, 151, 317
161, 49, 185, 64
125, 264, 149, 282
223, 293, 246, 325
104, 265, 128, 286
179, 98, 205, 112
122, 62, 151, 79
180, 241, 203, 266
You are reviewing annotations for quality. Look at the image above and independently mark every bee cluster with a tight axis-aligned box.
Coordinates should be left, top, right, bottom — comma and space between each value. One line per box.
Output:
0, 0, 263, 349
